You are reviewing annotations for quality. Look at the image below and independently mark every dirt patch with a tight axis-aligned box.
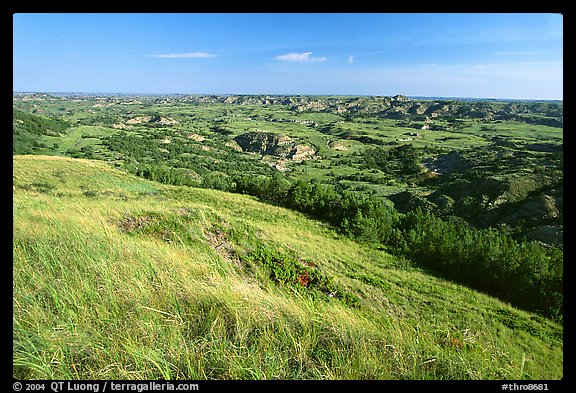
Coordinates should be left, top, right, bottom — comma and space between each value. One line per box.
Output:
328, 140, 349, 151
118, 214, 155, 233
187, 133, 205, 142
203, 225, 241, 268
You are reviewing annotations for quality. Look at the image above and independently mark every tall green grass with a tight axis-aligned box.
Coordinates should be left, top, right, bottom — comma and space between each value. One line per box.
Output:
13, 155, 562, 379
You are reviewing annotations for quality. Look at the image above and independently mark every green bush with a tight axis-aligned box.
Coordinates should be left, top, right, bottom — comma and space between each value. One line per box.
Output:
241, 242, 359, 307
393, 208, 562, 319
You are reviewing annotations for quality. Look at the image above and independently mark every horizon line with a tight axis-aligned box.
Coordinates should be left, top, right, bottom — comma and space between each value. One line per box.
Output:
12, 91, 563, 102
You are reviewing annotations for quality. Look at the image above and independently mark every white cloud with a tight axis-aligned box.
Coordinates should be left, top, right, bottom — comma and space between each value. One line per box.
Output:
150, 52, 218, 59
348, 56, 354, 64
273, 52, 326, 62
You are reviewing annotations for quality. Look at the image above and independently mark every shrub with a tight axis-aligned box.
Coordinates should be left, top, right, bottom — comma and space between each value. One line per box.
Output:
393, 208, 562, 319
241, 242, 360, 307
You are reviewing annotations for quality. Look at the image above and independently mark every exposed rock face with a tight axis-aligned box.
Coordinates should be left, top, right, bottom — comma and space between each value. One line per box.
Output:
328, 140, 350, 150
187, 133, 205, 141
151, 116, 178, 126
409, 103, 427, 115
126, 115, 153, 125
291, 144, 316, 161
125, 115, 178, 126
225, 140, 243, 152
293, 100, 328, 112
392, 94, 410, 102
234, 132, 315, 161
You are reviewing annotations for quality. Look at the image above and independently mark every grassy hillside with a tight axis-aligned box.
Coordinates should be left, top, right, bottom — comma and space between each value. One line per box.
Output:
13, 155, 563, 380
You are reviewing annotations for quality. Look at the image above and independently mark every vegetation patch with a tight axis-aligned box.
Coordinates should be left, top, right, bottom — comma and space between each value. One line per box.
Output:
117, 209, 201, 246
17, 182, 57, 194
241, 242, 360, 308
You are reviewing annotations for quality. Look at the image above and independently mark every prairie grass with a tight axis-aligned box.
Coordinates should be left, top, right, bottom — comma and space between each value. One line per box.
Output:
13, 155, 562, 379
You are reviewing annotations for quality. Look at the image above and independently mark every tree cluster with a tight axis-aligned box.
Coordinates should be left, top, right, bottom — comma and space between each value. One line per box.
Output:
13, 108, 69, 154
364, 145, 423, 177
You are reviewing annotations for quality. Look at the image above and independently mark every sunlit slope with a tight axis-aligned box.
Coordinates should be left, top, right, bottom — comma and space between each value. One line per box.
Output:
13, 155, 562, 379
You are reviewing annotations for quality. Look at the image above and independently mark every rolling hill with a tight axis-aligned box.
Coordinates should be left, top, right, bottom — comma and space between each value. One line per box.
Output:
13, 155, 562, 380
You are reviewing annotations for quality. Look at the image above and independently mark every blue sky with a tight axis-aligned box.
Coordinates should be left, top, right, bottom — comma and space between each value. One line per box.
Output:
13, 13, 563, 99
